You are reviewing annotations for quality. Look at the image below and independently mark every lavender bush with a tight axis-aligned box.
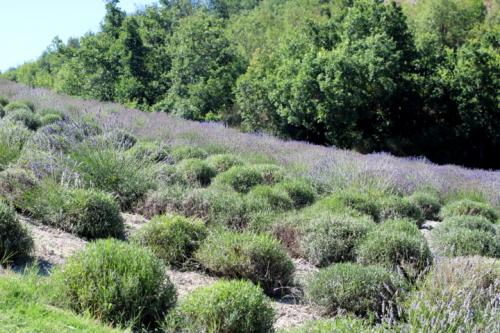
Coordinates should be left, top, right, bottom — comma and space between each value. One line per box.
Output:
403, 256, 500, 333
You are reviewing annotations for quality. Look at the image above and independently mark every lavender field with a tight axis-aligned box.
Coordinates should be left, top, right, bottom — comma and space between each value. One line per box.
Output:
0, 78, 499, 333
1, 79, 498, 207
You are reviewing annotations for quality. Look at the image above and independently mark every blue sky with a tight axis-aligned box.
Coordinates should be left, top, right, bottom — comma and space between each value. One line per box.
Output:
0, 0, 158, 72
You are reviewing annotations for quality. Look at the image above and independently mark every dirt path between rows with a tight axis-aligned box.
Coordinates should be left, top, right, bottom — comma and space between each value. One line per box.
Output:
18, 213, 322, 330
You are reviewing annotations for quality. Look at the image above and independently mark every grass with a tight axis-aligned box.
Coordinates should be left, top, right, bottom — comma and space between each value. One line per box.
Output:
0, 270, 124, 333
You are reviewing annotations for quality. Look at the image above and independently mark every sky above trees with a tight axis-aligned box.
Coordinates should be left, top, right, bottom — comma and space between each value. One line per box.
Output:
0, 0, 156, 72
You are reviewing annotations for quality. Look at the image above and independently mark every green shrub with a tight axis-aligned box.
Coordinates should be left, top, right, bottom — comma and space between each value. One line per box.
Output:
17, 99, 36, 112
439, 215, 496, 234
181, 188, 248, 229
195, 230, 294, 295
136, 185, 186, 218
164, 280, 274, 333
380, 218, 422, 236
431, 227, 499, 257
379, 196, 424, 227
4, 108, 41, 130
0, 167, 38, 205
0, 106, 4, 118
252, 164, 285, 185
281, 317, 373, 333
306, 263, 405, 317
72, 148, 154, 209
246, 211, 279, 233
18, 180, 66, 222
0, 201, 33, 262
171, 146, 208, 162
300, 213, 376, 267
0, 122, 32, 171
101, 129, 137, 150
206, 153, 244, 173
439, 199, 498, 222
52, 239, 176, 328
317, 191, 381, 222
15, 149, 77, 181
212, 165, 264, 193
0, 96, 8, 107
133, 214, 207, 267
20, 182, 124, 239
40, 113, 64, 126
176, 158, 216, 186
61, 189, 125, 239
407, 192, 441, 221
442, 188, 489, 205
37, 107, 65, 118
128, 141, 171, 162
153, 164, 186, 186
245, 185, 294, 212
404, 257, 500, 332
23, 119, 99, 153
4, 101, 33, 112
275, 179, 317, 208
357, 219, 432, 278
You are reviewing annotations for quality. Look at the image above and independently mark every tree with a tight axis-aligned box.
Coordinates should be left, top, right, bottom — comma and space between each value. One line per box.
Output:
102, 0, 126, 38
208, 0, 262, 18
115, 17, 148, 106
237, 0, 418, 150
157, 12, 244, 121
403, 0, 486, 49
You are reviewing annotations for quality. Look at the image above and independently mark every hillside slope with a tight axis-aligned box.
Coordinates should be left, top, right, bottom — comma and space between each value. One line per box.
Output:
1, 79, 498, 206
0, 79, 499, 333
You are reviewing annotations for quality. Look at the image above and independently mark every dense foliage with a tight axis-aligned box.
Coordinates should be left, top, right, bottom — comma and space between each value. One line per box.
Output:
306, 262, 405, 318
2, 0, 498, 168
164, 280, 275, 333
132, 214, 208, 267
357, 218, 433, 279
195, 230, 294, 295
53, 239, 176, 329
0, 200, 33, 262
431, 214, 499, 257
403, 256, 500, 332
